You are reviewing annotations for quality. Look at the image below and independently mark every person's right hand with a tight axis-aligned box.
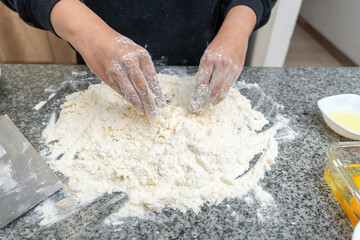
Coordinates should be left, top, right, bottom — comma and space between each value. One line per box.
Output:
50, 0, 166, 117
82, 33, 166, 117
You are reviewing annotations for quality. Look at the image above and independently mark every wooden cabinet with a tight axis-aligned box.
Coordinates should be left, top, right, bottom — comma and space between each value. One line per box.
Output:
0, 3, 76, 64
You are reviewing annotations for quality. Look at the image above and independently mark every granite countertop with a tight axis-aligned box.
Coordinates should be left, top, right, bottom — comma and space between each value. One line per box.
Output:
0, 64, 359, 239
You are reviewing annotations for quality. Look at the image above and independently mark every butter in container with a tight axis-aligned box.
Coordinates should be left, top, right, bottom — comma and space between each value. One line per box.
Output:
325, 142, 360, 226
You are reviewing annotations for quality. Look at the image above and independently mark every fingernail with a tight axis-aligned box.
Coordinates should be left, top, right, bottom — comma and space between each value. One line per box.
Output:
190, 99, 200, 112
135, 107, 146, 116
192, 107, 203, 114
145, 105, 158, 117
148, 110, 158, 118
213, 100, 220, 106
191, 84, 208, 112
190, 101, 204, 114
190, 95, 204, 111
155, 97, 166, 108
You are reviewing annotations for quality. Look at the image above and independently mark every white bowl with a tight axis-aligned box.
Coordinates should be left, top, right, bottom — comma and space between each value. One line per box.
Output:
353, 221, 360, 240
317, 94, 360, 140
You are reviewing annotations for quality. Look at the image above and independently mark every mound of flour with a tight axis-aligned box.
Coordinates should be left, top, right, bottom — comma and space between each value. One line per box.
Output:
43, 74, 278, 216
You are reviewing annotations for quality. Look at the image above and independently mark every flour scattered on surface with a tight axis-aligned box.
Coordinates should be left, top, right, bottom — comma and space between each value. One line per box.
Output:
33, 101, 47, 111
33, 195, 79, 226
0, 145, 6, 158
48, 93, 56, 100
43, 74, 279, 216
253, 185, 274, 204
0, 163, 18, 192
34, 199, 59, 226
71, 71, 88, 77
234, 81, 297, 142
33, 93, 57, 111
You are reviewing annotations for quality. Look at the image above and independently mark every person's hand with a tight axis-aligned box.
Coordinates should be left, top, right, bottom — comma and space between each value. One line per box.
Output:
50, 0, 165, 117
82, 34, 166, 117
190, 5, 257, 113
190, 41, 245, 113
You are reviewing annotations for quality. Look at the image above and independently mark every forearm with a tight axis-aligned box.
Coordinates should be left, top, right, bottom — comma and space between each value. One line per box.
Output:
214, 5, 256, 48
221, 0, 277, 31
50, 0, 115, 54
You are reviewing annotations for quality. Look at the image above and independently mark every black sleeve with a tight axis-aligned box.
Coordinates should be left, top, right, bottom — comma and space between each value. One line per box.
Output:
221, 0, 277, 30
0, 0, 60, 33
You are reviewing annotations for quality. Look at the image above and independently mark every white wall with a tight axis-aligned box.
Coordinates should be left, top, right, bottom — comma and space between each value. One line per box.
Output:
300, 0, 360, 66
249, 0, 303, 66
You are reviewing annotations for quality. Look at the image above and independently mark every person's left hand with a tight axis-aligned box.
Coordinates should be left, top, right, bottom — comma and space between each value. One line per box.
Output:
190, 5, 256, 113
190, 38, 246, 113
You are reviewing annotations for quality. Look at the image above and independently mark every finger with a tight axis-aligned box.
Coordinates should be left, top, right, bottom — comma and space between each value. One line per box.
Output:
116, 76, 144, 113
212, 71, 235, 106
213, 65, 242, 106
106, 70, 144, 113
199, 64, 227, 110
107, 61, 129, 99
190, 59, 214, 113
126, 64, 158, 117
139, 53, 166, 108
106, 76, 126, 98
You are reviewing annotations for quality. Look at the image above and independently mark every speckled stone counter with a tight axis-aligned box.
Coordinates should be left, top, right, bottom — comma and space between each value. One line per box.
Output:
0, 64, 359, 239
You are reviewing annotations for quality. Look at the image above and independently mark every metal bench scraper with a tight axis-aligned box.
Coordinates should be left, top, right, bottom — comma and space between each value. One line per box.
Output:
0, 115, 62, 229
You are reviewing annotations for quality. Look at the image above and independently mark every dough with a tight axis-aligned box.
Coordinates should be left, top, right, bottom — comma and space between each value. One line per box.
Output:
43, 74, 278, 216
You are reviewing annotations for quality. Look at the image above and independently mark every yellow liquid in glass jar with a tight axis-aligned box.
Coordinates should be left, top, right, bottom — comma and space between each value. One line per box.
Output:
324, 165, 360, 226
329, 110, 360, 133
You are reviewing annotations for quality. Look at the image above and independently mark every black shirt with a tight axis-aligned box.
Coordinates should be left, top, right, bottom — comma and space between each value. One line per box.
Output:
1, 0, 276, 65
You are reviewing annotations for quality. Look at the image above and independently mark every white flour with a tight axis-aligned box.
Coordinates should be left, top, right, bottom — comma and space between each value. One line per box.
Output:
43, 74, 278, 216
33, 93, 57, 111
0, 163, 18, 193
0, 145, 6, 158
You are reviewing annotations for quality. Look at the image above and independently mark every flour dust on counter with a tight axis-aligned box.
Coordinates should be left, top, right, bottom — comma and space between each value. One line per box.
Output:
42, 73, 286, 219
0, 163, 18, 193
33, 93, 56, 111
0, 145, 6, 157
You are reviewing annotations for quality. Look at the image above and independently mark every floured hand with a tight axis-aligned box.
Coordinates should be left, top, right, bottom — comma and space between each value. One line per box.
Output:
190, 45, 244, 113
84, 34, 166, 117
50, 0, 165, 117
190, 5, 256, 113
